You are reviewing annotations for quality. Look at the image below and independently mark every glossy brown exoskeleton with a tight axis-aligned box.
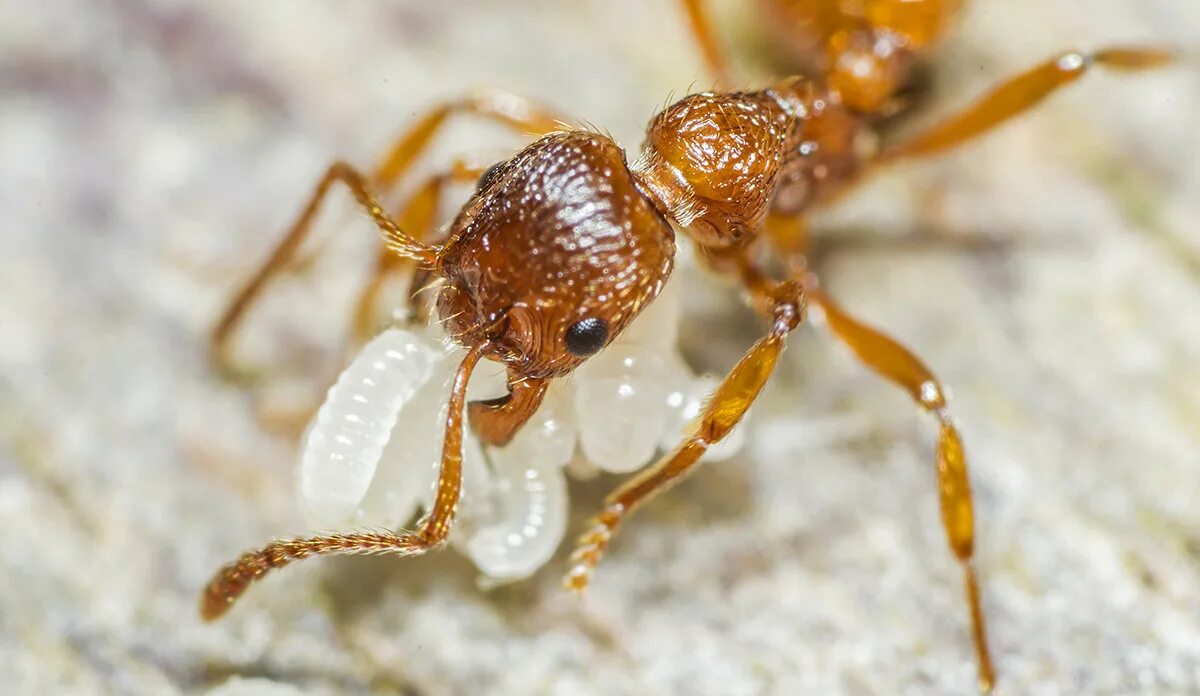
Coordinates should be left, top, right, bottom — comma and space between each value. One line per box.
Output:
201, 8, 1173, 690
201, 90, 811, 628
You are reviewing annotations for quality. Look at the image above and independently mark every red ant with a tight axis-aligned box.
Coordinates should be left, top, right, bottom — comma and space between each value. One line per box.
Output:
200, 2, 1172, 690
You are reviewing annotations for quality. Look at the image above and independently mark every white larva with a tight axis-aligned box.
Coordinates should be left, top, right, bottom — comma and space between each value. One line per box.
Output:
455, 385, 575, 581
297, 328, 440, 529
296, 273, 745, 580
575, 347, 673, 473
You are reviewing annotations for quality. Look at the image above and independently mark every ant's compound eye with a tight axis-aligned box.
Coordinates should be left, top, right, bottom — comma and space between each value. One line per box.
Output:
476, 161, 506, 191
565, 317, 609, 357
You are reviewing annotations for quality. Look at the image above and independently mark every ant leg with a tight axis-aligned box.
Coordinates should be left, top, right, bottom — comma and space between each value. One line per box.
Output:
804, 286, 995, 692
880, 47, 1174, 163
352, 159, 487, 340
565, 276, 805, 589
371, 90, 564, 190
200, 342, 488, 620
765, 212, 810, 276
767, 210, 1023, 273
678, 0, 735, 85
212, 90, 565, 370
765, 209, 995, 686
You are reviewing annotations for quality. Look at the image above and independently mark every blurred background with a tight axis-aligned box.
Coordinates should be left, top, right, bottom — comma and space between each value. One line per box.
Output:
2, 1, 1198, 694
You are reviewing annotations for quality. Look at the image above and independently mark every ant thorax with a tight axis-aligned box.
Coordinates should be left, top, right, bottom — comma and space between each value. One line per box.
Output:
297, 271, 744, 584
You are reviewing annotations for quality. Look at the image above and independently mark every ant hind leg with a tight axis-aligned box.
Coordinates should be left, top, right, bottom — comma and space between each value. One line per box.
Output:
766, 209, 995, 688
805, 285, 996, 692
879, 46, 1174, 163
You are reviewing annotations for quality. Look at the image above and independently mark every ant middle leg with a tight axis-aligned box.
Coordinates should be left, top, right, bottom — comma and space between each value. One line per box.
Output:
211, 91, 566, 372
879, 46, 1174, 163
565, 270, 805, 590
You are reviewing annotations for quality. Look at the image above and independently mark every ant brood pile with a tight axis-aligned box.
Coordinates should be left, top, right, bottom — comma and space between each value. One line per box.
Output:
297, 273, 744, 584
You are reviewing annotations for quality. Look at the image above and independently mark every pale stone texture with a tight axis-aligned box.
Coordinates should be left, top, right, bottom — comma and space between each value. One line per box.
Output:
1, 1, 1198, 694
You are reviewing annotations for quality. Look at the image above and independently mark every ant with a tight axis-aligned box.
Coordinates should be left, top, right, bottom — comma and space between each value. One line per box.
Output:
199, 3, 1173, 691
680, 0, 965, 117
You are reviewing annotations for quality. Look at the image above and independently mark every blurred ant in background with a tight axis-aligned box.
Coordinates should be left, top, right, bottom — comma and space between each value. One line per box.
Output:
202, 1, 1172, 690
666, 1, 1174, 688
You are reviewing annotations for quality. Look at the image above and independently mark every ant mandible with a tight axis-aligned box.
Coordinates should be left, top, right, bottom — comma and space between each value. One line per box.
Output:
200, 2, 1172, 690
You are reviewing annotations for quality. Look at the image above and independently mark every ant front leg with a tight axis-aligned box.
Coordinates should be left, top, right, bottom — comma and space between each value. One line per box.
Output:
200, 342, 488, 620
212, 90, 566, 372
805, 285, 996, 692
879, 47, 1174, 163
565, 276, 805, 590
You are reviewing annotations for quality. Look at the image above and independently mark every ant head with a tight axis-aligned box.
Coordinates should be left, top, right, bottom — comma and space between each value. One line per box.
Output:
435, 131, 675, 379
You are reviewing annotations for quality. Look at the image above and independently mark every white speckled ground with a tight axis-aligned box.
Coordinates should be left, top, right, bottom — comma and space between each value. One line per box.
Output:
2, 1, 1199, 694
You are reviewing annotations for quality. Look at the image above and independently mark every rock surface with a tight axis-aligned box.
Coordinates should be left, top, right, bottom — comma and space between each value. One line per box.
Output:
2, 1, 1198, 694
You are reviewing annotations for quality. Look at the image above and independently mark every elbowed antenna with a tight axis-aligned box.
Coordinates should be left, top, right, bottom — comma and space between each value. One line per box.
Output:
199, 341, 489, 621
210, 160, 440, 372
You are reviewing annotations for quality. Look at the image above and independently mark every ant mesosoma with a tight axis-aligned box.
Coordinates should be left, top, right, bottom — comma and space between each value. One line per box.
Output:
201, 4, 1172, 690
